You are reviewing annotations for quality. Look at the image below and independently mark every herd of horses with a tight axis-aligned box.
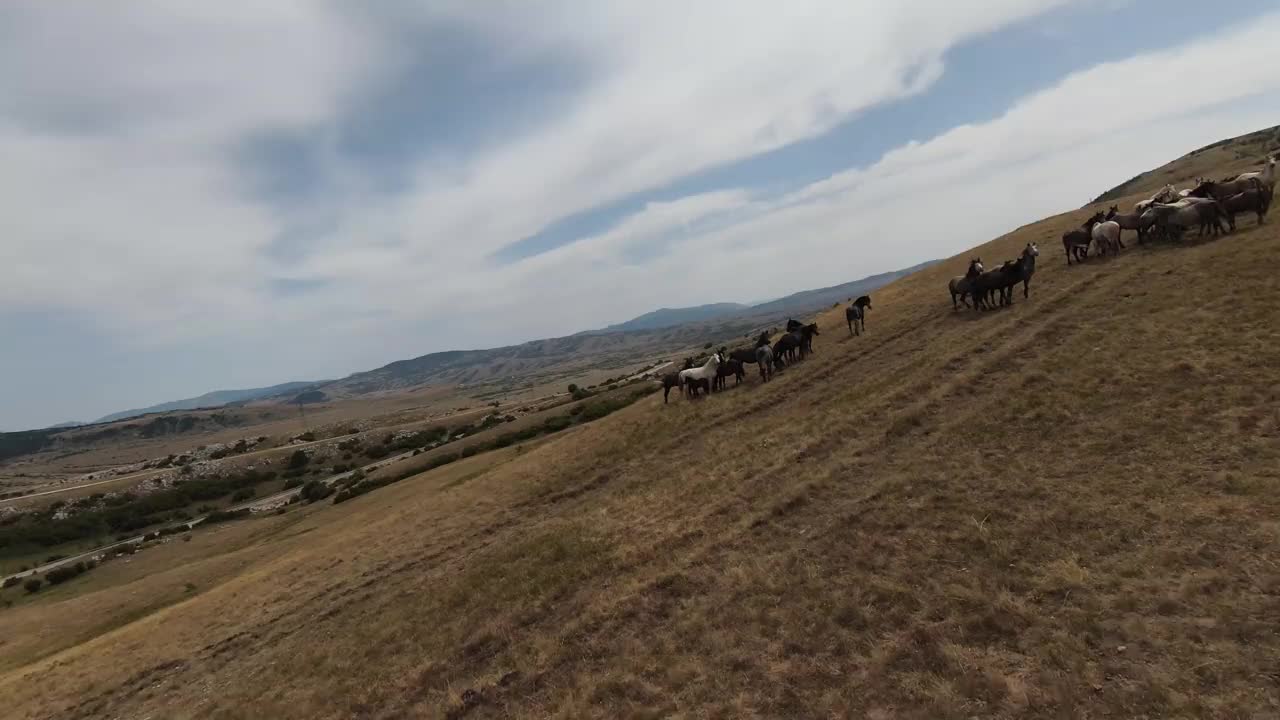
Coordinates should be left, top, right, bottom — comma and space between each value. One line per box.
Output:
657, 155, 1276, 401
950, 154, 1276, 311
659, 296, 873, 402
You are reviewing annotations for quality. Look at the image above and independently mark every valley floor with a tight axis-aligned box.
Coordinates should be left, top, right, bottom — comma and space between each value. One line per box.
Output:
3, 200, 1279, 718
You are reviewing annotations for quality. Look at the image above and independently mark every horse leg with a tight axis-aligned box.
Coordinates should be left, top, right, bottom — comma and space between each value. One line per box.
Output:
1023, 279, 1030, 299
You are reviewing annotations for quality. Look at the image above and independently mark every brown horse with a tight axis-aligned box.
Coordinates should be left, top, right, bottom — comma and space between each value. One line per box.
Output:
1220, 177, 1272, 231
1106, 205, 1155, 245
1063, 212, 1103, 265
948, 259, 984, 310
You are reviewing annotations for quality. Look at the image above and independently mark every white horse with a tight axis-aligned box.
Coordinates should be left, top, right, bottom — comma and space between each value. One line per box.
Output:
678, 352, 722, 397
1091, 219, 1122, 256
1230, 155, 1276, 189
1178, 177, 1208, 198
1134, 184, 1178, 213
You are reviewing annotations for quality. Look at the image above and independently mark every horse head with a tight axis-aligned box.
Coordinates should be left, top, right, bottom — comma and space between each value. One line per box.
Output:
855, 294, 872, 309
1107, 205, 1119, 220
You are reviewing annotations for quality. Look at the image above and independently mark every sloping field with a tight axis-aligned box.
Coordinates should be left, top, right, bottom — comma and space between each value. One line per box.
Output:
3, 144, 1279, 718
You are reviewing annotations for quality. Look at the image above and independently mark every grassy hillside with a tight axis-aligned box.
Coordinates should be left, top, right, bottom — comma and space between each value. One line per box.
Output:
3, 133, 1280, 719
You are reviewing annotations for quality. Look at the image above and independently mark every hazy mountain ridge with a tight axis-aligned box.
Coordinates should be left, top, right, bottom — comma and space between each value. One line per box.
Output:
94, 381, 322, 424
603, 303, 749, 332
67, 261, 940, 429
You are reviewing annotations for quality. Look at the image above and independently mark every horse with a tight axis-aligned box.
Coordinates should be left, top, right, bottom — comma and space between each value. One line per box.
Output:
948, 259, 984, 310
971, 260, 1015, 310
799, 323, 820, 354
1062, 213, 1103, 265
1106, 205, 1154, 245
1225, 154, 1276, 188
755, 345, 774, 382
1011, 243, 1040, 300
846, 295, 873, 333
660, 373, 682, 404
684, 376, 712, 398
714, 359, 745, 391
1140, 197, 1229, 241
772, 333, 800, 367
1133, 184, 1179, 214
1220, 177, 1272, 231
785, 318, 804, 333
1187, 176, 1262, 204
678, 352, 722, 397
974, 245, 1037, 309
1092, 217, 1123, 256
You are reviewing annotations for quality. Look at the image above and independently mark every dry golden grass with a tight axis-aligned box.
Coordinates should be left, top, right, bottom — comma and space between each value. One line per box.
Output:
2, 133, 1279, 719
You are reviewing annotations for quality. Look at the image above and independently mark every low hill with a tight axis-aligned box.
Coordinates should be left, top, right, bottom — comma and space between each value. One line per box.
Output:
94, 381, 322, 424
4, 129, 1280, 719
603, 303, 749, 332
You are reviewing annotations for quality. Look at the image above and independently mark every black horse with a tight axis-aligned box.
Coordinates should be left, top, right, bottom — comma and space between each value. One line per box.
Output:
1062, 213, 1102, 265
799, 323, 820, 354
685, 376, 712, 398
846, 295, 872, 335
772, 332, 801, 367
714, 359, 745, 391
661, 372, 681, 404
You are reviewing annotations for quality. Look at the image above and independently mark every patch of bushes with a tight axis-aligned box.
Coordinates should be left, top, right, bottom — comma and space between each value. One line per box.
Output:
3, 576, 21, 589
230, 488, 255, 503
0, 468, 278, 553
299, 480, 333, 503
203, 508, 248, 524
24, 578, 42, 594
46, 561, 89, 585
287, 450, 310, 470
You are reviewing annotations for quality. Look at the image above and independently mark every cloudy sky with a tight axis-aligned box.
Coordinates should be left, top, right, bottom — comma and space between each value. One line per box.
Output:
4, 0, 1280, 430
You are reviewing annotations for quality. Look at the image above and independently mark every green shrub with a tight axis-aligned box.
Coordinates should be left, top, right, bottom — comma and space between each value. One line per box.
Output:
543, 415, 572, 433
2, 576, 20, 589
46, 562, 88, 585
287, 450, 309, 470
230, 487, 255, 503
299, 480, 333, 503
23, 578, 42, 594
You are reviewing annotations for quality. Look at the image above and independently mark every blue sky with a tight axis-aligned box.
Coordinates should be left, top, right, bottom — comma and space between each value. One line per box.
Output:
3, 0, 1280, 430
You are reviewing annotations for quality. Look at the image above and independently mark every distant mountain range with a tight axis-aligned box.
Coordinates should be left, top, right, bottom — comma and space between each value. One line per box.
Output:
602, 303, 750, 332
93, 381, 322, 424
79, 259, 939, 426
